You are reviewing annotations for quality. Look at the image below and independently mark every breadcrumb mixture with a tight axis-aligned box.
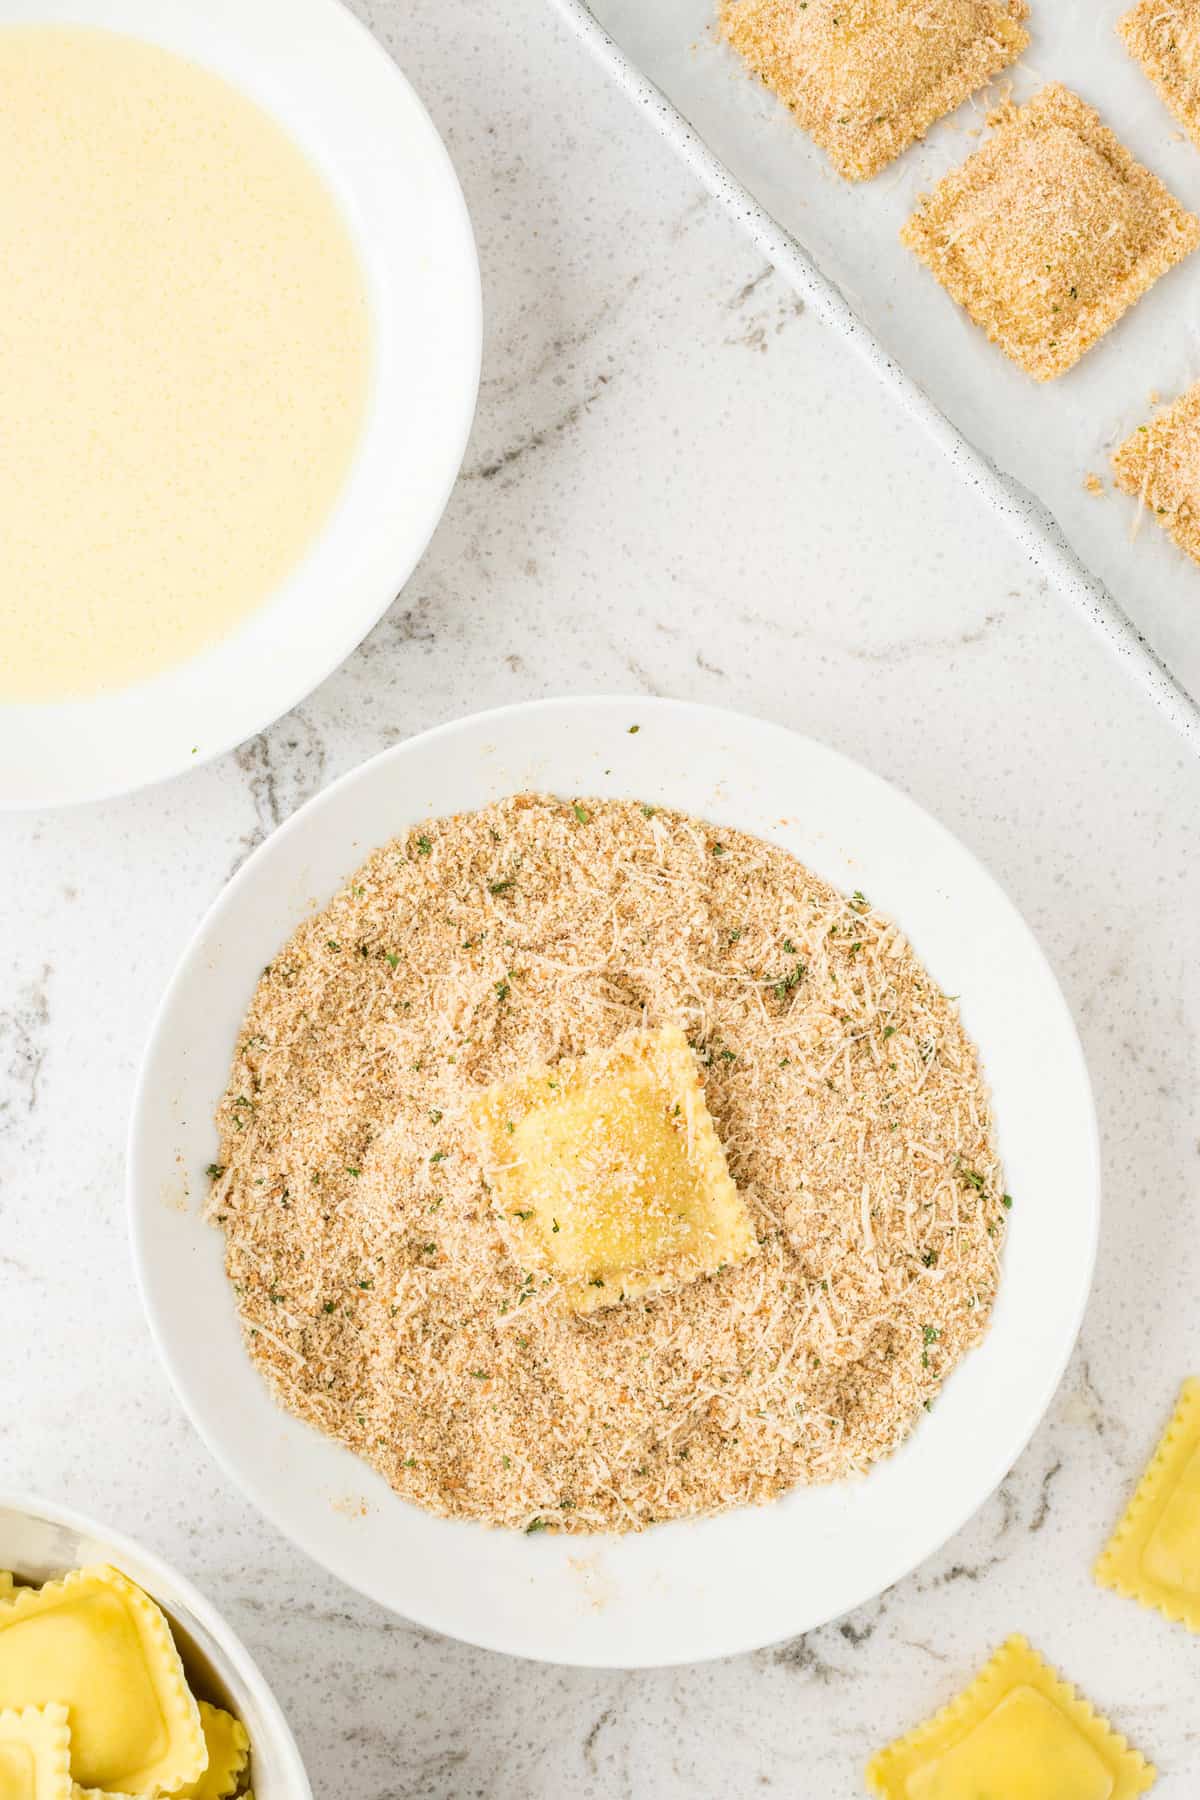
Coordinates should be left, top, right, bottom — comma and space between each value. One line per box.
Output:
209, 795, 1007, 1534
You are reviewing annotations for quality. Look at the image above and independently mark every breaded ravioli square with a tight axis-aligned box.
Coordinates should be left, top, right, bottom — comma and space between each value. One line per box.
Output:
719, 0, 1029, 182
471, 1025, 757, 1313
1113, 382, 1200, 565
902, 83, 1200, 379
1120, 0, 1200, 151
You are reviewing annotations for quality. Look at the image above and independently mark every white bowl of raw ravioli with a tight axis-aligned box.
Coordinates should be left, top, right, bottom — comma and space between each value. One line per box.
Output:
0, 1493, 311, 1800
129, 696, 1100, 1667
0, 0, 480, 810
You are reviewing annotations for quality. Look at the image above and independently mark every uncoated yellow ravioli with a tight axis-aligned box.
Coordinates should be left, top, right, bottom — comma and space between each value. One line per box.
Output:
902, 84, 1199, 379
1096, 1377, 1200, 1631
471, 1025, 757, 1313
0, 1567, 205, 1795
0, 1705, 71, 1800
866, 1635, 1155, 1798
169, 1704, 249, 1800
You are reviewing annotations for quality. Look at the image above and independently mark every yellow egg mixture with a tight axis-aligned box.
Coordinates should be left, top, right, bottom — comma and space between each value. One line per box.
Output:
0, 26, 370, 702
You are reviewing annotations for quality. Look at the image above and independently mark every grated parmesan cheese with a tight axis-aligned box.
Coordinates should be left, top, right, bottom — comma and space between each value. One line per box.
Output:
209, 795, 1006, 1533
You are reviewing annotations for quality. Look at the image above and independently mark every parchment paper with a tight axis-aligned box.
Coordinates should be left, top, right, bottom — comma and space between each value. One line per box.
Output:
581, 0, 1200, 707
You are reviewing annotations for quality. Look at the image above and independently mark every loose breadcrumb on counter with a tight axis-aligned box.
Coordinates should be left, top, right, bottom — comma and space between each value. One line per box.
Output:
1113, 380, 1200, 563
718, 0, 1029, 182
902, 84, 1200, 380
208, 795, 1006, 1534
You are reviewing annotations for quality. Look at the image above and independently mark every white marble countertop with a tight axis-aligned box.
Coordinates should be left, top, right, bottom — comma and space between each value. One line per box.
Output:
3, 0, 1199, 1791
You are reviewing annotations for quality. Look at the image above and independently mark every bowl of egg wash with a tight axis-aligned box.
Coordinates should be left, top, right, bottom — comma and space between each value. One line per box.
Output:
0, 0, 481, 810
0, 1492, 311, 1799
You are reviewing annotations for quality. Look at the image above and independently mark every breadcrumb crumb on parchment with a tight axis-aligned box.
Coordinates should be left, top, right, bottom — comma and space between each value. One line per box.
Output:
208, 795, 1006, 1535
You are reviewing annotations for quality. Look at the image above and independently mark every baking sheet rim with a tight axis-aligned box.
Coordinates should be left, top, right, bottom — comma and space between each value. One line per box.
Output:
549, 0, 1200, 752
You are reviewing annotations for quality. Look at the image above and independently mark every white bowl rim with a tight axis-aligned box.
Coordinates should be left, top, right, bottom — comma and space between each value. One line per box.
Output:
0, 0, 481, 811
0, 1488, 313, 1796
128, 694, 1101, 1667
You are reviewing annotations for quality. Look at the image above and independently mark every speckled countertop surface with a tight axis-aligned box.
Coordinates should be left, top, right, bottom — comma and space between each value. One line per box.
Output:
3, 0, 1199, 1792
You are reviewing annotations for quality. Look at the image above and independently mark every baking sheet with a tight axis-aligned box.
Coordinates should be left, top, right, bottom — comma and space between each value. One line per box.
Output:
553, 0, 1200, 741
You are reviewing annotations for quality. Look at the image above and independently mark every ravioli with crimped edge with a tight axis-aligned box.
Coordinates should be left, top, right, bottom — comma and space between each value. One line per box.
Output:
0, 1565, 252, 1797
471, 1024, 758, 1313
866, 1635, 1155, 1798
0, 1702, 71, 1800
1096, 1377, 1200, 1633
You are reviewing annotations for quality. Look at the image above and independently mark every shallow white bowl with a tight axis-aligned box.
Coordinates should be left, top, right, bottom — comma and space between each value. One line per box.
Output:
0, 1493, 310, 1798
129, 697, 1100, 1667
0, 0, 480, 810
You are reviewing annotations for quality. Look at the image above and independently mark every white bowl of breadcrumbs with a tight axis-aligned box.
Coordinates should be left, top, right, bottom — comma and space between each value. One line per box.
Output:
129, 696, 1098, 1666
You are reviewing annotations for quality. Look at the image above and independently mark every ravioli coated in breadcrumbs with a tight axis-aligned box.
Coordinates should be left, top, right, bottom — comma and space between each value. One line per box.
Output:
902, 83, 1200, 379
1113, 381, 1200, 564
719, 0, 1029, 182
1120, 0, 1200, 152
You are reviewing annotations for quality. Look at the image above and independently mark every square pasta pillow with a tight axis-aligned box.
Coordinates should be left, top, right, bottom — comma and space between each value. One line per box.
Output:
1120, 0, 1200, 150
719, 0, 1029, 180
0, 1567, 205, 1795
471, 1024, 757, 1314
902, 84, 1199, 379
1096, 1378, 1200, 1632
867, 1636, 1155, 1798
0, 1704, 71, 1800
